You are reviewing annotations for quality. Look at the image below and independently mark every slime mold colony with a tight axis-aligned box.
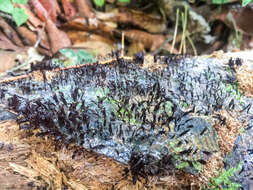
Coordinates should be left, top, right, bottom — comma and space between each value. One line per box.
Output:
0, 53, 252, 186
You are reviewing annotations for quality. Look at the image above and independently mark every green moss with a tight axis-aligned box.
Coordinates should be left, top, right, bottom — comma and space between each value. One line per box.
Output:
183, 102, 189, 109
178, 100, 189, 109
165, 101, 173, 116
206, 162, 242, 190
169, 141, 183, 152
193, 161, 202, 172
176, 162, 189, 169
224, 82, 244, 104
59, 49, 96, 66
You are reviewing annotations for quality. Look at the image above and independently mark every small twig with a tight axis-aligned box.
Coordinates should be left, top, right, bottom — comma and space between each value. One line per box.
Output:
170, 9, 180, 54
121, 32, 125, 57
186, 31, 197, 56
34, 24, 45, 48
179, 5, 188, 54
139, 3, 154, 11
230, 12, 242, 46
179, 13, 184, 53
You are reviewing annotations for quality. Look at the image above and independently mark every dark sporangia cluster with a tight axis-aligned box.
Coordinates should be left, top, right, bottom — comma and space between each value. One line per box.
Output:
30, 58, 61, 71
228, 57, 243, 71
0, 53, 253, 183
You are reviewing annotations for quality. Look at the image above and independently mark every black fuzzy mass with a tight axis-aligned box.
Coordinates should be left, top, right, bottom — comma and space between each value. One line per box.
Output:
0, 54, 252, 181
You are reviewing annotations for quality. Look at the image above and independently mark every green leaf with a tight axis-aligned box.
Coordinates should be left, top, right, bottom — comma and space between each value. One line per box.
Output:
93, 0, 104, 7
77, 50, 96, 63
169, 141, 175, 147
242, 0, 252, 6
11, 7, 28, 26
193, 162, 202, 172
59, 48, 76, 58
12, 0, 27, 4
183, 102, 189, 108
225, 84, 233, 92
209, 162, 242, 189
119, 0, 130, 2
0, 0, 14, 14
59, 49, 96, 66
165, 101, 173, 116
176, 162, 189, 169
169, 141, 183, 152
212, 0, 229, 4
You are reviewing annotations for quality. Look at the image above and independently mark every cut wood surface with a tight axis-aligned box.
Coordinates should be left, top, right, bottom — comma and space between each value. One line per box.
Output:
0, 121, 136, 190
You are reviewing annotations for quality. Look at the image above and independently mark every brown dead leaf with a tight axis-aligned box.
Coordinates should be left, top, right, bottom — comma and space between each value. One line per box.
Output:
124, 29, 174, 52
18, 4, 43, 28
38, 0, 58, 23
73, 41, 114, 56
17, 26, 37, 46
0, 17, 23, 47
231, 6, 253, 35
35, 26, 51, 50
96, 8, 166, 34
62, 0, 76, 19
30, 0, 50, 22
75, 0, 95, 18
0, 50, 25, 73
67, 30, 115, 56
0, 31, 20, 51
17, 26, 51, 55
127, 42, 145, 56
36, 47, 52, 56
67, 30, 114, 45
50, 0, 61, 14
46, 19, 71, 53
63, 17, 115, 34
